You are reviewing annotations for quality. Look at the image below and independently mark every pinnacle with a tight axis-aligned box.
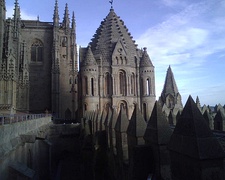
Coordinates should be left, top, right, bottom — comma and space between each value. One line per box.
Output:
144, 101, 172, 145
115, 106, 129, 133
168, 95, 225, 159
127, 105, 147, 137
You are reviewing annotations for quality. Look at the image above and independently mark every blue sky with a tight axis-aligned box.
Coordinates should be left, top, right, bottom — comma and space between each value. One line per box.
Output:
6, 0, 225, 106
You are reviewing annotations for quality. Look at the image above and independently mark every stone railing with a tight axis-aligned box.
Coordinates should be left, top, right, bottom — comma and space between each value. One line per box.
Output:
0, 113, 51, 125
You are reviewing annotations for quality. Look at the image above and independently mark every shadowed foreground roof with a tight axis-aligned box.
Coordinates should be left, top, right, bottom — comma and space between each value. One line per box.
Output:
168, 96, 225, 159
144, 101, 172, 145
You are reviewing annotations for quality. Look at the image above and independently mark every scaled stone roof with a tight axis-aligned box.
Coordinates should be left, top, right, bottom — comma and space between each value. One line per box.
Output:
144, 101, 172, 145
81, 46, 97, 66
127, 106, 147, 137
140, 47, 153, 67
161, 66, 179, 97
168, 96, 225, 160
89, 8, 137, 63
115, 106, 129, 133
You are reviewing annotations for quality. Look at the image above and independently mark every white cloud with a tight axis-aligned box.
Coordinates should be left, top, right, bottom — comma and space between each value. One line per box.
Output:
6, 6, 37, 20
136, 0, 225, 104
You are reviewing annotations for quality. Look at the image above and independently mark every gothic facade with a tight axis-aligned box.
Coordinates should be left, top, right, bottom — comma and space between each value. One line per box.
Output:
0, 0, 78, 118
0, 0, 156, 120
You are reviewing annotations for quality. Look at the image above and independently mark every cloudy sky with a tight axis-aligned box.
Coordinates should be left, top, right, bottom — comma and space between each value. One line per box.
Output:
6, 0, 225, 106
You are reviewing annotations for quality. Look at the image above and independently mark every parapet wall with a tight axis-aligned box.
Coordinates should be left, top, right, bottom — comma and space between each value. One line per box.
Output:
0, 115, 52, 179
0, 115, 51, 155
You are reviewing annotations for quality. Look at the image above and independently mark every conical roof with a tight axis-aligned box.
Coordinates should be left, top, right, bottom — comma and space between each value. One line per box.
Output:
214, 109, 225, 122
127, 105, 147, 137
144, 101, 172, 145
115, 106, 129, 133
203, 110, 212, 127
161, 66, 179, 96
89, 8, 137, 62
140, 47, 153, 67
81, 46, 97, 66
168, 96, 225, 159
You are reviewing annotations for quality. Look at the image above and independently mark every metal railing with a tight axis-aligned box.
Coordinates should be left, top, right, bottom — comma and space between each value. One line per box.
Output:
0, 113, 52, 125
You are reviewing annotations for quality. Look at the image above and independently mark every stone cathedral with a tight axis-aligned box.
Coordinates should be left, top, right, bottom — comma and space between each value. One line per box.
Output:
0, 0, 156, 119
0, 0, 182, 120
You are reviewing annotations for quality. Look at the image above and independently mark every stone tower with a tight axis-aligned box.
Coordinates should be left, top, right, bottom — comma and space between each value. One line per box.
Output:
79, 8, 156, 119
0, 0, 5, 62
0, 0, 78, 118
52, 1, 78, 119
0, 0, 24, 114
159, 66, 183, 117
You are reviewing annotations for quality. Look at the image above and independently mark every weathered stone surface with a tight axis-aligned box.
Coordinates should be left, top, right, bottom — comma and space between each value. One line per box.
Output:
169, 96, 225, 160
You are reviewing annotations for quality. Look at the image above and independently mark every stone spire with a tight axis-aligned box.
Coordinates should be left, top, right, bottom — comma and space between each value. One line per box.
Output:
144, 101, 172, 145
196, 96, 202, 113
144, 101, 172, 180
203, 110, 213, 129
214, 109, 225, 131
62, 3, 70, 29
168, 95, 224, 159
168, 96, 225, 180
13, 0, 21, 38
71, 11, 76, 30
161, 66, 179, 97
115, 106, 129, 133
53, 0, 59, 26
160, 65, 183, 115
127, 105, 147, 143
140, 47, 153, 67
13, 0, 20, 20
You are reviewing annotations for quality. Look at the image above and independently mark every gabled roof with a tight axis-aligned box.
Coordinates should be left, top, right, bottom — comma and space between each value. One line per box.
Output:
89, 8, 137, 62
144, 101, 172, 145
168, 96, 225, 159
161, 66, 179, 97
127, 106, 147, 137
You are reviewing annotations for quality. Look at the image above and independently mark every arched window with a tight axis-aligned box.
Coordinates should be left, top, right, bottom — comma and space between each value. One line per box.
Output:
84, 104, 87, 111
31, 39, 43, 62
141, 78, 144, 95
119, 101, 128, 117
119, 70, 126, 96
146, 78, 151, 96
84, 76, 88, 95
143, 103, 147, 122
105, 73, 111, 96
91, 78, 94, 96
131, 73, 135, 95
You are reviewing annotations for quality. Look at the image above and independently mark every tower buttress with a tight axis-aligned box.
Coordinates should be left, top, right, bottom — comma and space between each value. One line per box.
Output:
0, 0, 6, 62
52, 0, 60, 117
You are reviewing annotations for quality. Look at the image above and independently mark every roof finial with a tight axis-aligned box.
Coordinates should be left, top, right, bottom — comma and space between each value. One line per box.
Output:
109, 0, 113, 9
